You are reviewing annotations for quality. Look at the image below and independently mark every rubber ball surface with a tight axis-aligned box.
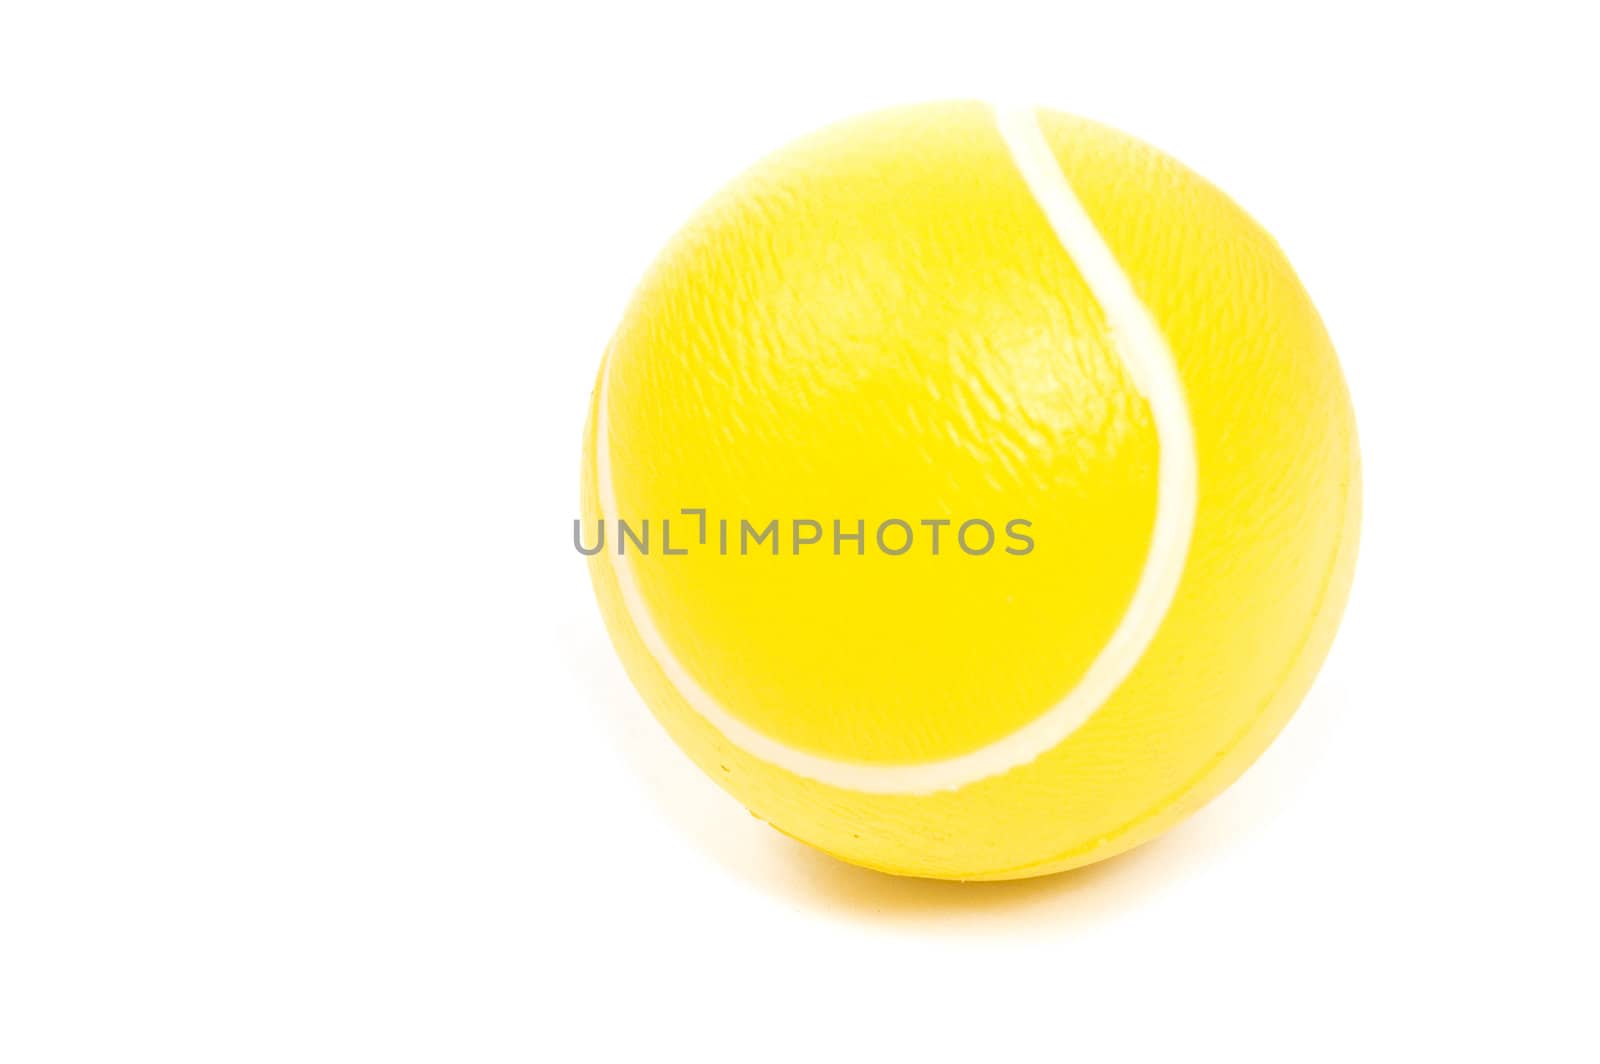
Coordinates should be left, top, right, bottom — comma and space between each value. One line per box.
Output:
582, 102, 1360, 880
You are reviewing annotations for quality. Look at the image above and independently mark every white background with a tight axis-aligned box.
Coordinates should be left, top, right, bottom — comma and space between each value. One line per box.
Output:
3, 1, 1597, 1059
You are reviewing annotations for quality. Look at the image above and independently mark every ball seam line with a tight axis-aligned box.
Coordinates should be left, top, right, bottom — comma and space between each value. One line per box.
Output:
595, 104, 1198, 795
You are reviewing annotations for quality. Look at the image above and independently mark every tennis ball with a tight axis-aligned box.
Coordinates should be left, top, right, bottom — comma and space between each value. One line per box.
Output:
581, 102, 1359, 880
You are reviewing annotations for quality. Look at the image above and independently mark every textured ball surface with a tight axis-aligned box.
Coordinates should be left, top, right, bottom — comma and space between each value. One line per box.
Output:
582, 102, 1360, 880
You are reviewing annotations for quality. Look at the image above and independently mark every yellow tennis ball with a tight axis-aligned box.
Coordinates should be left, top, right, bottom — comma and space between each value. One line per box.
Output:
581, 102, 1359, 880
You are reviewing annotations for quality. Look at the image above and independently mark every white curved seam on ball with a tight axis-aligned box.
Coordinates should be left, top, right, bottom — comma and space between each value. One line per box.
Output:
596, 104, 1197, 795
